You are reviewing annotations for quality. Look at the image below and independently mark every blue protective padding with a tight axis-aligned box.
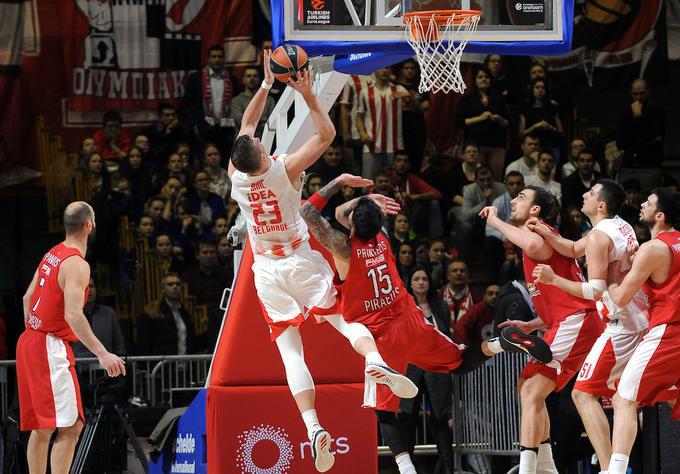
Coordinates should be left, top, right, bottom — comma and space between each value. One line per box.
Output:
272, 0, 574, 72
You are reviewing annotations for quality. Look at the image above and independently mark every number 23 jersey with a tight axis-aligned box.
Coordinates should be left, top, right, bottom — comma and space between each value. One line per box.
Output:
231, 155, 309, 258
334, 231, 411, 334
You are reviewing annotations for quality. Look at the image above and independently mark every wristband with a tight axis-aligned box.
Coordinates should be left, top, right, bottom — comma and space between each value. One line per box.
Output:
308, 193, 328, 211
261, 81, 273, 90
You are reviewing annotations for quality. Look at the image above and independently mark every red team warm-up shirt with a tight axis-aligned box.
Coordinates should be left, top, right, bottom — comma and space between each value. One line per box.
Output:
26, 243, 88, 342
333, 232, 412, 334
643, 231, 680, 327
522, 224, 596, 328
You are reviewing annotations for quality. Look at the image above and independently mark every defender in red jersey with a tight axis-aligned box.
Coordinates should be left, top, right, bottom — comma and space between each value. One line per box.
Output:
16, 202, 125, 474
481, 185, 604, 474
302, 175, 551, 474
599, 188, 680, 474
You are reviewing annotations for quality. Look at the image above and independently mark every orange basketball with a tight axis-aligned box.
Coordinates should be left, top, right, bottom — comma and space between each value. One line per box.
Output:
270, 44, 308, 83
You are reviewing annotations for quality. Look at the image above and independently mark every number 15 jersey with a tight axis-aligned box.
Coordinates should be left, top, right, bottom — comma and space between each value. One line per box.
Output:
334, 231, 411, 334
231, 155, 309, 258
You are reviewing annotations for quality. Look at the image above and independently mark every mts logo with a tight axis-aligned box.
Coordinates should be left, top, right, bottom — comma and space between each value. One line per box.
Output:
299, 436, 349, 459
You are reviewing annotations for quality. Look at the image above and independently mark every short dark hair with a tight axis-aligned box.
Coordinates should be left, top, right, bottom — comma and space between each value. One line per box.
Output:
197, 238, 218, 251
596, 179, 626, 217
475, 165, 494, 180
651, 188, 680, 227
394, 150, 410, 160
157, 103, 175, 116
521, 132, 539, 144
63, 202, 93, 235
577, 148, 594, 159
102, 110, 122, 126
463, 140, 480, 152
230, 135, 261, 173
505, 170, 524, 182
525, 185, 555, 220
537, 148, 555, 161
352, 197, 383, 240
208, 44, 225, 55
374, 170, 390, 181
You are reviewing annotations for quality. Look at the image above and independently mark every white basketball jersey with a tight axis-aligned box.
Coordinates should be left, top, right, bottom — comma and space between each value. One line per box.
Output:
593, 216, 649, 334
230, 155, 309, 258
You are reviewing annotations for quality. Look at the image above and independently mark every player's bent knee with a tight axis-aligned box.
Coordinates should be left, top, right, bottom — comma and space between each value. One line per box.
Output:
612, 392, 635, 411
571, 389, 593, 405
32, 428, 55, 441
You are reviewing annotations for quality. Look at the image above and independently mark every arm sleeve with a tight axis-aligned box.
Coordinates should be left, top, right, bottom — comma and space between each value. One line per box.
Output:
461, 185, 485, 221
410, 175, 442, 200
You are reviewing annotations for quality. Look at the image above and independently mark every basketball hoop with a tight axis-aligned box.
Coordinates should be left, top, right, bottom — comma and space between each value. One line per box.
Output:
403, 10, 481, 94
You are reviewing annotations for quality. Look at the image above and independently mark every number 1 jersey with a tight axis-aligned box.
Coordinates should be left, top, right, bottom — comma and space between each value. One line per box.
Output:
334, 231, 411, 334
231, 155, 309, 258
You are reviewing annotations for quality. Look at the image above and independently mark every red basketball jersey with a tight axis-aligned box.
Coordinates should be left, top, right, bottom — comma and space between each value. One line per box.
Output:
334, 232, 412, 333
643, 231, 680, 327
522, 224, 596, 328
26, 243, 88, 341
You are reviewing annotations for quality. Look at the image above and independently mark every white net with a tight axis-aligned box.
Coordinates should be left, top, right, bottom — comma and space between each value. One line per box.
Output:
404, 11, 481, 94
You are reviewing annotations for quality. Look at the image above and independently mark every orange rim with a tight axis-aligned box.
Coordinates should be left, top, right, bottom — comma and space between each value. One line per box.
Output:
403, 9, 481, 26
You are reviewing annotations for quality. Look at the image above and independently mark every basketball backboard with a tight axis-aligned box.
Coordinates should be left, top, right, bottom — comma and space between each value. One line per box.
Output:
271, 0, 573, 60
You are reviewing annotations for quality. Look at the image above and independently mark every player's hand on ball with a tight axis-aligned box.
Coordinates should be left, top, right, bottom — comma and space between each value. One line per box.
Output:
337, 173, 373, 189
368, 194, 401, 216
287, 69, 313, 97
532, 264, 555, 285
99, 352, 126, 377
262, 49, 275, 86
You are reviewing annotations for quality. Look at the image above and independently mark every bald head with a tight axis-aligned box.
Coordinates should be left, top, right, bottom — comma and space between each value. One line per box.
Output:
63, 201, 94, 235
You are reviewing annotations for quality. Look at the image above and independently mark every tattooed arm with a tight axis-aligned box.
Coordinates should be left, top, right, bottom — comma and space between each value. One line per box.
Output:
300, 174, 372, 261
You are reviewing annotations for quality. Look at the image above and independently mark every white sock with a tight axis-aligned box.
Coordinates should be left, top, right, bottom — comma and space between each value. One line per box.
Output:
537, 440, 558, 473
608, 453, 629, 474
366, 351, 386, 366
395, 453, 417, 474
599, 471, 609, 474
486, 337, 504, 354
301, 409, 321, 439
519, 447, 538, 474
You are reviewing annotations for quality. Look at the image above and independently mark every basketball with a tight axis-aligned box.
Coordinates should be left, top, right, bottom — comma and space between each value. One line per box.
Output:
270, 44, 308, 83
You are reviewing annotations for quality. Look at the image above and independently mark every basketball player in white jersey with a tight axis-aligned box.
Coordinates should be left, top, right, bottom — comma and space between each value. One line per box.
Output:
531, 179, 649, 474
229, 51, 416, 472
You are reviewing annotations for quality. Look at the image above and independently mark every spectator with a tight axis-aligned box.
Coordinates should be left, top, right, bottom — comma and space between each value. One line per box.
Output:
212, 217, 229, 237
93, 110, 131, 161
155, 233, 186, 274
454, 66, 509, 178
484, 54, 510, 99
518, 77, 564, 165
202, 143, 230, 199
525, 149, 562, 203
400, 267, 455, 474
231, 66, 276, 137
450, 141, 482, 208
303, 173, 324, 200
83, 152, 111, 194
137, 214, 156, 240
139, 103, 194, 163
356, 67, 411, 179
72, 278, 126, 358
182, 44, 236, 155
119, 145, 153, 216
396, 242, 417, 284
452, 284, 500, 345
133, 134, 150, 156
453, 166, 505, 261
619, 178, 642, 225
78, 137, 97, 167
561, 138, 600, 179
390, 151, 444, 238
176, 142, 196, 179
371, 170, 396, 199
562, 149, 601, 210
187, 171, 226, 228
216, 233, 235, 273
171, 199, 203, 260
137, 273, 196, 355
145, 195, 171, 234
439, 260, 482, 324
484, 171, 525, 282
616, 78, 666, 191
389, 212, 416, 251
182, 239, 233, 349
565, 206, 591, 238
224, 196, 240, 228
419, 239, 451, 290
505, 133, 540, 180
309, 140, 349, 184
155, 152, 188, 189
397, 59, 430, 171
340, 74, 373, 172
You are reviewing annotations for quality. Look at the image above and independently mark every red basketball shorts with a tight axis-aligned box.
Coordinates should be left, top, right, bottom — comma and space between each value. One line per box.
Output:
16, 329, 84, 431
520, 310, 604, 392
365, 303, 465, 412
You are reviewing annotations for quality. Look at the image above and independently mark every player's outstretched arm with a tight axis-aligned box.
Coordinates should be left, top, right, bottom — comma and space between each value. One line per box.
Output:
61, 258, 126, 377
608, 240, 668, 307
284, 69, 336, 182
527, 217, 586, 258
237, 49, 274, 140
